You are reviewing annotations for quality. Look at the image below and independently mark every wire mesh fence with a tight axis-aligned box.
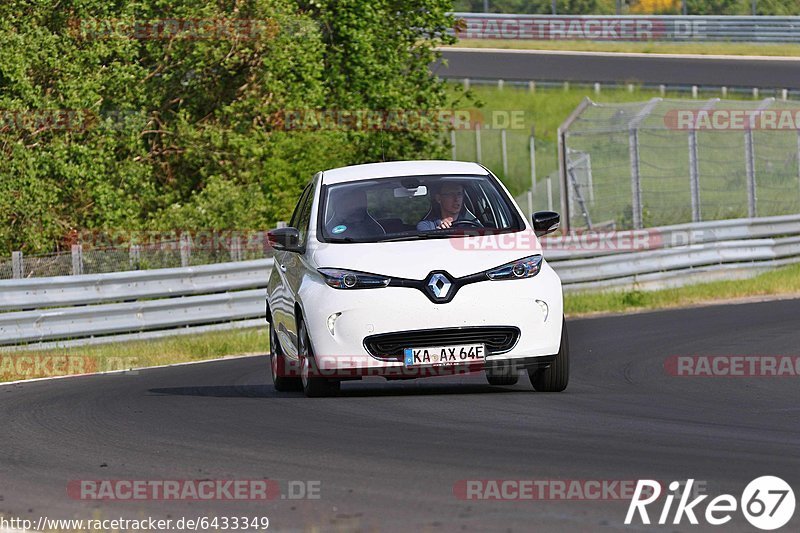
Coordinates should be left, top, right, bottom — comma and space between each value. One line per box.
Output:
559, 97, 800, 230
2, 232, 273, 280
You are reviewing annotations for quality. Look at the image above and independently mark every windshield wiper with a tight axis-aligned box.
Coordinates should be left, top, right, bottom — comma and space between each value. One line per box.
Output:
379, 233, 457, 242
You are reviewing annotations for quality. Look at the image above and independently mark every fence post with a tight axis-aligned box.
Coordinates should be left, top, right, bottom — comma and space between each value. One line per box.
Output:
129, 245, 141, 270
450, 129, 457, 160
688, 98, 719, 223
529, 133, 537, 195
627, 98, 661, 230
230, 235, 242, 262
745, 130, 757, 217
688, 129, 701, 222
628, 129, 644, 229
797, 130, 800, 195
557, 97, 593, 233
475, 124, 482, 163
501, 128, 508, 177
180, 233, 192, 267
71, 244, 83, 276
547, 177, 554, 212
12, 251, 23, 279
527, 190, 534, 218
745, 98, 775, 218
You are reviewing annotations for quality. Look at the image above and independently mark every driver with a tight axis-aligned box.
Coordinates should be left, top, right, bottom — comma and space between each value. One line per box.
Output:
416, 182, 481, 231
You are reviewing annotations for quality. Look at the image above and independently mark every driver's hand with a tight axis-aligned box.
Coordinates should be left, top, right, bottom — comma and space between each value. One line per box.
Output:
437, 216, 454, 229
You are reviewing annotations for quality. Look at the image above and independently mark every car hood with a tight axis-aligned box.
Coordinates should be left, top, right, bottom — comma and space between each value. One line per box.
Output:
311, 230, 542, 279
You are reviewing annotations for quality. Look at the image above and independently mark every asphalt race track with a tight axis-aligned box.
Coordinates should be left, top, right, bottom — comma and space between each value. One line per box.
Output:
436, 48, 800, 89
1, 299, 799, 532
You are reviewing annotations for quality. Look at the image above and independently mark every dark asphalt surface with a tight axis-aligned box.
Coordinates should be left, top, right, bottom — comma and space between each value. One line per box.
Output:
436, 48, 800, 89
1, 299, 799, 532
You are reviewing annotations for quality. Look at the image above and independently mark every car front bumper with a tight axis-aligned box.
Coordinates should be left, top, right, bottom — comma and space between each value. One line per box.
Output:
298, 261, 564, 376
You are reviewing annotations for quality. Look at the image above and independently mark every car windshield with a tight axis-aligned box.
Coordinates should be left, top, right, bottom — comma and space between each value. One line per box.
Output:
318, 174, 524, 243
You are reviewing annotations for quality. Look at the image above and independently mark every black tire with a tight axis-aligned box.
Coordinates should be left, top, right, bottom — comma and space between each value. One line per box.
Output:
486, 365, 519, 386
298, 320, 340, 398
270, 321, 302, 392
529, 319, 569, 392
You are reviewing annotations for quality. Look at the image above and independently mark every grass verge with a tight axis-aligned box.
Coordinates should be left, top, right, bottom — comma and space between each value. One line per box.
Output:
566, 263, 800, 315
0, 327, 268, 383
451, 39, 800, 57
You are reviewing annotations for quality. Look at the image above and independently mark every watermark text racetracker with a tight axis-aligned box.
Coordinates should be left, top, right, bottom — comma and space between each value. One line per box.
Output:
664, 355, 800, 377
0, 356, 138, 381
67, 479, 321, 501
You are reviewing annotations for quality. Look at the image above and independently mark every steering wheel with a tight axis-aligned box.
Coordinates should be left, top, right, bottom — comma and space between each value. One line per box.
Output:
451, 220, 482, 228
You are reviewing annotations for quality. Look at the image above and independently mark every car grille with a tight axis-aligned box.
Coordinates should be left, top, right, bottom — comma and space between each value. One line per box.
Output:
364, 327, 520, 361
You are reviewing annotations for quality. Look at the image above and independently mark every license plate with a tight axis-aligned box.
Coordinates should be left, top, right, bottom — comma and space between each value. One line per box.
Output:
404, 344, 485, 367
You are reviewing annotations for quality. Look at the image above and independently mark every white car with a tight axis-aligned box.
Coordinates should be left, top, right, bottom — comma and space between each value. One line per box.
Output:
266, 160, 568, 397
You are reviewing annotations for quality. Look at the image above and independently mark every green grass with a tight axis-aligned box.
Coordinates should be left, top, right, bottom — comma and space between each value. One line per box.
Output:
448, 82, 721, 198
565, 263, 800, 315
0, 327, 267, 382
448, 83, 800, 226
452, 39, 800, 57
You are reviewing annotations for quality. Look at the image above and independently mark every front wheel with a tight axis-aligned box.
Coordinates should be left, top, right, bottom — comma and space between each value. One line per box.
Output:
529, 318, 569, 392
299, 320, 340, 398
270, 321, 301, 392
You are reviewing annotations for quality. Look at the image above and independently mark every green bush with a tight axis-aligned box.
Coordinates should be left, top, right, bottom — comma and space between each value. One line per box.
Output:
0, 0, 458, 253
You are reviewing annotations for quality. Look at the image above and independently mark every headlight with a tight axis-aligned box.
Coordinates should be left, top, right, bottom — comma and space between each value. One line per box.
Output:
318, 268, 391, 289
486, 255, 543, 280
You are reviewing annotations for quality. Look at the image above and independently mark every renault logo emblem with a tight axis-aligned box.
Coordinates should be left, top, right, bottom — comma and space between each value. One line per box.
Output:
427, 273, 452, 300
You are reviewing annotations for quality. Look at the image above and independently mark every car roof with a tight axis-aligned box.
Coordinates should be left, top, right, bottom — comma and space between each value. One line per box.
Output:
320, 160, 489, 185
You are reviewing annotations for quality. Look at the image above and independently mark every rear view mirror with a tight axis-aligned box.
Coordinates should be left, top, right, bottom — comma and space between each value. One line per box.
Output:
393, 185, 427, 198
532, 211, 560, 237
268, 227, 302, 252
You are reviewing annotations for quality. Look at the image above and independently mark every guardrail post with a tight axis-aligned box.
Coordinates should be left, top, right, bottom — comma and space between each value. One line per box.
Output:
501, 128, 508, 177
12, 251, 23, 279
129, 245, 141, 270
71, 245, 83, 276
180, 233, 192, 267
547, 177, 553, 212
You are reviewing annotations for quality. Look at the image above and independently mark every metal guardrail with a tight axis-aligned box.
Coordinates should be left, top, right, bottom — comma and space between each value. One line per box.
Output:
2, 215, 799, 347
0, 259, 272, 347
453, 14, 800, 43
545, 214, 800, 290
0, 259, 272, 311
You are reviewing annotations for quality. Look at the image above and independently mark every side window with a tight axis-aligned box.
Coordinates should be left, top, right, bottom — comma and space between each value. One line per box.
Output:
294, 183, 315, 246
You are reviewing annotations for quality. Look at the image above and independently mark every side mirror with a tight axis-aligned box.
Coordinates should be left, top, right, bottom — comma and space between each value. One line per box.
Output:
532, 211, 560, 237
268, 227, 302, 252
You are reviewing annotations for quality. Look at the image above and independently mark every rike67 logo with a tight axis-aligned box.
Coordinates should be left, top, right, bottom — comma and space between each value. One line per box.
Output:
625, 477, 796, 530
